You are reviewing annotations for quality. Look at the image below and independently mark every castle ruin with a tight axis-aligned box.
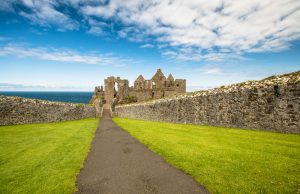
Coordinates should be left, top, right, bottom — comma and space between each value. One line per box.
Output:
90, 69, 186, 115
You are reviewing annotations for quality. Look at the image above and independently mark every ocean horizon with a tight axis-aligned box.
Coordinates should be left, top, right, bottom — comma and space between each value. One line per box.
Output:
0, 91, 93, 104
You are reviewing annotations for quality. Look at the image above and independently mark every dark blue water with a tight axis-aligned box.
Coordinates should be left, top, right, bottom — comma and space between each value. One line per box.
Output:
0, 91, 93, 104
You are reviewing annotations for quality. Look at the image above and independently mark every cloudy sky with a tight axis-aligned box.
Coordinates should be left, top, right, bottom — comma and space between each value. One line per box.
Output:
0, 0, 299, 91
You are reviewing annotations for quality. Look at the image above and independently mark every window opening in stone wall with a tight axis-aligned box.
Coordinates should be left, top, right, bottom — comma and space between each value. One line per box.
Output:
114, 82, 118, 98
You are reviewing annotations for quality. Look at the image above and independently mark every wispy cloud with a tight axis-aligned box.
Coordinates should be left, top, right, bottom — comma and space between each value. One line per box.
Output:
87, 26, 106, 36
196, 65, 225, 75
2, 0, 300, 61
201, 67, 223, 75
0, 83, 92, 91
161, 48, 246, 62
4, 0, 79, 31
0, 36, 10, 41
117, 27, 149, 42
86, 18, 109, 36
140, 44, 154, 49
0, 0, 16, 12
0, 43, 133, 66
187, 85, 215, 92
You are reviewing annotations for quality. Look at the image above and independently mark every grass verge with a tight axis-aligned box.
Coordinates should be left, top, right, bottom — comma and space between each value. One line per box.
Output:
113, 117, 300, 194
0, 118, 98, 194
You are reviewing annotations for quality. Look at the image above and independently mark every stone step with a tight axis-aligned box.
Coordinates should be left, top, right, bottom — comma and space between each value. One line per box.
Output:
102, 109, 111, 118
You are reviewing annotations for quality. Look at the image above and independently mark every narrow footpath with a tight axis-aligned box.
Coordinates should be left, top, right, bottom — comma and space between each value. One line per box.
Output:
76, 110, 209, 194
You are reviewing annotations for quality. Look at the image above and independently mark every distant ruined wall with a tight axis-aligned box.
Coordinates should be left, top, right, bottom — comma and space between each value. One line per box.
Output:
129, 90, 152, 102
91, 69, 187, 107
115, 72, 300, 134
0, 96, 97, 125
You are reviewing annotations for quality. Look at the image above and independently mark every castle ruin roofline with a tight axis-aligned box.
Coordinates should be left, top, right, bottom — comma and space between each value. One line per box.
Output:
151, 68, 166, 81
167, 74, 174, 81
91, 68, 186, 106
135, 75, 145, 82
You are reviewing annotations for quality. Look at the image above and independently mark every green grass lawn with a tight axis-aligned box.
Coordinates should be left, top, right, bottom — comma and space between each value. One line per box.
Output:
113, 118, 300, 194
0, 118, 98, 194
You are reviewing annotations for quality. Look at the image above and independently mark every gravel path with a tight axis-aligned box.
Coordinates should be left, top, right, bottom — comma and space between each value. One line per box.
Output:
76, 110, 209, 194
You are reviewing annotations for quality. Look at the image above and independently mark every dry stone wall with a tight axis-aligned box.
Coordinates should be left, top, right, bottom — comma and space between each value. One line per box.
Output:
115, 71, 300, 134
0, 96, 97, 125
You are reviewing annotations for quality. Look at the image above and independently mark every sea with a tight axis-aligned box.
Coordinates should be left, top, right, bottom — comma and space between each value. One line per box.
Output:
0, 91, 94, 104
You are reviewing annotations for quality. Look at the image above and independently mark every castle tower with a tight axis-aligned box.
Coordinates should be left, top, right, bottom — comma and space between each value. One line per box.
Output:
134, 75, 145, 91
151, 69, 166, 89
166, 74, 175, 88
104, 76, 116, 109
167, 74, 174, 81
174, 79, 186, 93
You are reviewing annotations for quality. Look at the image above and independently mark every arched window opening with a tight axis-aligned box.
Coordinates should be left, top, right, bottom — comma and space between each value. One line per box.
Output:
114, 82, 118, 98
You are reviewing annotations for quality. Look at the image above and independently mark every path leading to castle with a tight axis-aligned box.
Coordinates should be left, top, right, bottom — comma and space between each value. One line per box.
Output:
76, 111, 209, 194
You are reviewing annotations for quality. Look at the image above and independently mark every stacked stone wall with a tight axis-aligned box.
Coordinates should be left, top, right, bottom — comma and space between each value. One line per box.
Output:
0, 96, 97, 125
115, 72, 300, 134
128, 90, 152, 102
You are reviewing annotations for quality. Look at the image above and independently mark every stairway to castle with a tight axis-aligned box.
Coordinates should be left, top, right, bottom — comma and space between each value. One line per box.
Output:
102, 108, 112, 118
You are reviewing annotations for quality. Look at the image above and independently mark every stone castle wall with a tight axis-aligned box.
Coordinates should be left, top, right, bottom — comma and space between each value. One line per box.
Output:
115, 72, 300, 134
128, 90, 152, 102
0, 96, 97, 125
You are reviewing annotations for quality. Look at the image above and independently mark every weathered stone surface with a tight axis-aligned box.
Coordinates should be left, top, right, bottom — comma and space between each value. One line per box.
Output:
0, 96, 97, 125
91, 69, 186, 109
115, 71, 300, 134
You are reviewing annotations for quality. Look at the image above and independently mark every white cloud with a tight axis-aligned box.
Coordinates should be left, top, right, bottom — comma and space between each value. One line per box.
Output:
0, 83, 92, 91
117, 27, 149, 42
79, 0, 300, 61
87, 26, 105, 36
2, 0, 300, 61
161, 47, 245, 62
201, 67, 223, 75
0, 43, 132, 66
13, 0, 78, 30
86, 18, 110, 36
81, 3, 117, 19
187, 85, 215, 92
196, 65, 225, 75
140, 44, 154, 48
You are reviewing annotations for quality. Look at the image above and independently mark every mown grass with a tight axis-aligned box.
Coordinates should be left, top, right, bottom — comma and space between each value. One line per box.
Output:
0, 118, 98, 194
113, 118, 300, 194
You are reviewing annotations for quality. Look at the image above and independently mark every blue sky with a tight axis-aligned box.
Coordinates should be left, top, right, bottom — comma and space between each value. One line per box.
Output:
0, 0, 299, 91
